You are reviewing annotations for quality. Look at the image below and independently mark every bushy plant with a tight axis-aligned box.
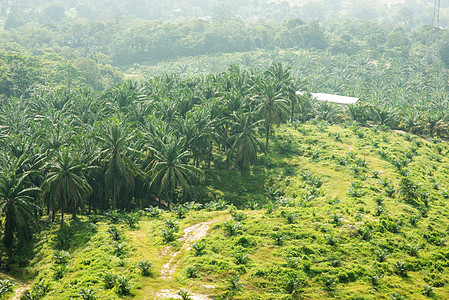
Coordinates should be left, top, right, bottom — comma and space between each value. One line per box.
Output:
106, 210, 121, 224
115, 275, 132, 295
232, 252, 250, 265
137, 260, 153, 276
111, 241, 127, 257
177, 289, 192, 300
271, 232, 286, 246
145, 206, 162, 218
78, 288, 97, 300
162, 227, 177, 243
185, 266, 198, 278
53, 250, 70, 264
107, 226, 122, 241
51, 264, 67, 279
122, 212, 139, 228
223, 219, 242, 236
191, 241, 206, 255
0, 280, 12, 297
100, 271, 117, 289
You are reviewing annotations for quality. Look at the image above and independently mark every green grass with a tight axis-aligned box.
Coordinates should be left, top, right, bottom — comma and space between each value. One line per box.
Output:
4, 123, 449, 299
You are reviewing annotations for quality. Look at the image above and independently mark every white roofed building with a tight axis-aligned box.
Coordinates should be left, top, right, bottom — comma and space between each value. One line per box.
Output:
296, 91, 359, 107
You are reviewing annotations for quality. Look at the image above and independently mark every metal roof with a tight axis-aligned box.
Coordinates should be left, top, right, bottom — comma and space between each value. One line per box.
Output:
296, 91, 359, 105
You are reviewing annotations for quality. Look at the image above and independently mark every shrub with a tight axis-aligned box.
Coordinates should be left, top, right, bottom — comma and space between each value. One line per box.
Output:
107, 226, 122, 241
271, 232, 286, 246
172, 205, 188, 219
368, 273, 383, 287
285, 257, 300, 269
51, 264, 67, 279
325, 234, 337, 246
88, 214, 101, 224
285, 213, 296, 224
111, 241, 127, 257
223, 219, 242, 236
231, 211, 245, 222
421, 285, 435, 297
164, 219, 179, 230
192, 241, 206, 256
78, 288, 97, 300
100, 271, 116, 289
0, 280, 12, 297
115, 275, 132, 296
232, 253, 250, 265
185, 266, 198, 278
393, 261, 407, 277
106, 210, 121, 224
226, 275, 242, 291
322, 276, 337, 291
162, 227, 177, 243
390, 292, 406, 300
53, 250, 70, 264
374, 248, 389, 262
145, 206, 162, 218
137, 260, 153, 276
406, 244, 421, 257
122, 212, 139, 228
55, 230, 71, 250
286, 275, 305, 295
177, 289, 192, 300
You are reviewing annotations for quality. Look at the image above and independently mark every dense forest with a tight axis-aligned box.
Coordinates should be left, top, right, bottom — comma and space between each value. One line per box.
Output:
1, 0, 449, 299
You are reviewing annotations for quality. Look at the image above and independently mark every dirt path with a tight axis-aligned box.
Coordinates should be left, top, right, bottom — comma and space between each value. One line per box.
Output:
159, 220, 215, 279
156, 220, 216, 299
12, 285, 28, 300
0, 273, 29, 300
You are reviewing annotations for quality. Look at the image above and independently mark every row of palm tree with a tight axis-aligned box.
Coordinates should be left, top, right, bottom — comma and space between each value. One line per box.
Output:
0, 60, 448, 258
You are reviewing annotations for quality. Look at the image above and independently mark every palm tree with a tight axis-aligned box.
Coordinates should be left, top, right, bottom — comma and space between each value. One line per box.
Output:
95, 120, 142, 210
0, 156, 40, 257
147, 137, 202, 207
254, 83, 288, 152
227, 111, 264, 173
42, 149, 92, 227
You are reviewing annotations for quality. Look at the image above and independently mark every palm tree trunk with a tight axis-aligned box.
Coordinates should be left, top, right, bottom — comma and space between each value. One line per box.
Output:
265, 123, 270, 153
60, 205, 64, 228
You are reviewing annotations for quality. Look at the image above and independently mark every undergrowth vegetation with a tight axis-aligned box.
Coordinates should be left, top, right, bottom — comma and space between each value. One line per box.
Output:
6, 123, 449, 299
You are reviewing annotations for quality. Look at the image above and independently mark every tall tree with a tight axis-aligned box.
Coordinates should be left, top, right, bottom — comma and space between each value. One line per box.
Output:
227, 111, 264, 173
0, 156, 39, 257
42, 149, 92, 227
254, 82, 288, 152
148, 137, 202, 207
96, 119, 142, 210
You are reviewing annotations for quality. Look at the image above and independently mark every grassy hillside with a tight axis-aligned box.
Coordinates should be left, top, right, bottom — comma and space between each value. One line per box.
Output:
4, 122, 449, 299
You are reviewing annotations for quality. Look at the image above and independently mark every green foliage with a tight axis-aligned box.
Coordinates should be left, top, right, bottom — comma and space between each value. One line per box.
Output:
53, 250, 70, 264
100, 271, 117, 289
223, 219, 242, 237
106, 226, 122, 241
191, 241, 206, 256
137, 260, 153, 276
0, 280, 12, 297
114, 275, 132, 296
78, 288, 97, 300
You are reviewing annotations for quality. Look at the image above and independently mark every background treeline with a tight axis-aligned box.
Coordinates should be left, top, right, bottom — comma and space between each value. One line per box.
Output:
1, 1, 449, 69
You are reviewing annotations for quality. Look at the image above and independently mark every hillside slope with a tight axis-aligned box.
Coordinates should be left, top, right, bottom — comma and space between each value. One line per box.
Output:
4, 123, 449, 299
